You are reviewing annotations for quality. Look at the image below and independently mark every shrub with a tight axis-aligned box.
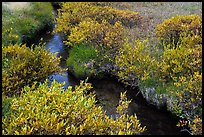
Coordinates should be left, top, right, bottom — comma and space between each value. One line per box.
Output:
157, 33, 202, 83
189, 117, 202, 135
2, 43, 62, 97
67, 18, 125, 49
2, 2, 54, 45
157, 33, 202, 135
2, 80, 146, 135
67, 18, 126, 77
2, 95, 14, 118
115, 30, 202, 134
156, 14, 202, 45
169, 72, 202, 120
168, 72, 202, 135
115, 39, 157, 88
54, 2, 142, 35
66, 43, 99, 79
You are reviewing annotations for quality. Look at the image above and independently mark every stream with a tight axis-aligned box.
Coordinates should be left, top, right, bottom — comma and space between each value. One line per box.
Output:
33, 7, 190, 135
40, 32, 189, 135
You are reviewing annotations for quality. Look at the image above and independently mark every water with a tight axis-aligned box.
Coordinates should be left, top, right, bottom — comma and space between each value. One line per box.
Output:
41, 33, 188, 135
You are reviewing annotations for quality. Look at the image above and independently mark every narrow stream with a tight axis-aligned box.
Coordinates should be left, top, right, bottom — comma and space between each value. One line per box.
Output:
40, 32, 189, 135
32, 6, 190, 135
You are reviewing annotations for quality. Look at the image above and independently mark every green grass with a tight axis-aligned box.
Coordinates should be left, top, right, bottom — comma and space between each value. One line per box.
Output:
66, 43, 99, 79
2, 2, 54, 46
2, 95, 15, 118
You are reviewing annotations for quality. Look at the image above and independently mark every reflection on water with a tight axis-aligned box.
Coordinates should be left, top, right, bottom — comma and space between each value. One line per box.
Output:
45, 34, 71, 88
46, 34, 64, 57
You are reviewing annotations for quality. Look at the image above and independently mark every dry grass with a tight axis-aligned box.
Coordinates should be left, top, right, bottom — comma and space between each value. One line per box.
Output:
2, 2, 31, 11
111, 2, 202, 45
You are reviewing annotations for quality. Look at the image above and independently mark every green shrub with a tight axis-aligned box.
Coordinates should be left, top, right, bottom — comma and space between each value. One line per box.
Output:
2, 80, 146, 135
66, 43, 99, 79
156, 14, 202, 45
168, 72, 202, 135
2, 43, 62, 97
2, 95, 14, 118
2, 2, 54, 45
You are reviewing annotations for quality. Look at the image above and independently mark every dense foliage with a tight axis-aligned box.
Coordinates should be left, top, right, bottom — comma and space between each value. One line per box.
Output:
2, 43, 62, 97
157, 34, 202, 83
2, 2, 202, 135
164, 34, 202, 135
115, 39, 157, 88
156, 14, 202, 45
2, 80, 146, 135
54, 2, 143, 79
115, 15, 202, 134
67, 18, 125, 50
54, 2, 142, 35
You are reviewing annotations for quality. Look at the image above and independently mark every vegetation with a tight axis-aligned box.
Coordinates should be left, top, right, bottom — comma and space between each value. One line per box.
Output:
55, 2, 143, 79
2, 43, 62, 97
156, 14, 202, 45
67, 18, 125, 50
115, 15, 202, 134
2, 2, 202, 135
2, 2, 54, 46
115, 39, 157, 88
2, 80, 145, 135
66, 43, 99, 79
56, 3, 202, 134
54, 2, 142, 35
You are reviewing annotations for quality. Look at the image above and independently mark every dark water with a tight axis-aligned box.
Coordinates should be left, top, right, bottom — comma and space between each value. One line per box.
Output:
42, 32, 188, 135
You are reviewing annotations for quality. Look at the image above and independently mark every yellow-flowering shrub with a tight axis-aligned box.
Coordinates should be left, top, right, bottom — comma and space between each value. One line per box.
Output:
54, 2, 142, 35
156, 14, 202, 45
170, 72, 202, 118
157, 33, 202, 82
189, 117, 202, 135
90, 2, 112, 7
115, 39, 157, 88
2, 80, 146, 135
157, 32, 202, 134
67, 18, 125, 49
168, 72, 202, 135
2, 43, 62, 97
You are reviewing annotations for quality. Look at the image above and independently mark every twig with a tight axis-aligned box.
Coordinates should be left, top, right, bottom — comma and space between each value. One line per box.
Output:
180, 129, 192, 135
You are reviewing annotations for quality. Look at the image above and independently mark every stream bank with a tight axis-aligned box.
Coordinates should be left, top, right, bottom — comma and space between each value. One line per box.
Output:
30, 3, 190, 135
39, 30, 188, 135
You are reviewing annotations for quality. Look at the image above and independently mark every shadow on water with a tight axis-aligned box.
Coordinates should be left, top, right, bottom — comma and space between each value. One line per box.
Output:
89, 78, 188, 135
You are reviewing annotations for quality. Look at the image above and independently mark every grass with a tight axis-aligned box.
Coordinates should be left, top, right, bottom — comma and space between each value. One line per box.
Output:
111, 2, 202, 45
2, 95, 15, 118
66, 43, 99, 79
2, 2, 54, 46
